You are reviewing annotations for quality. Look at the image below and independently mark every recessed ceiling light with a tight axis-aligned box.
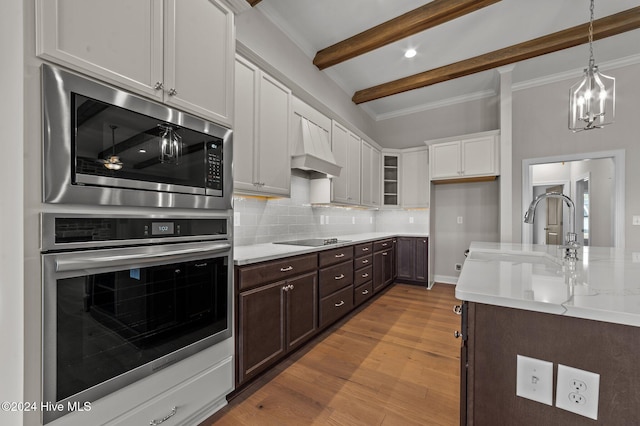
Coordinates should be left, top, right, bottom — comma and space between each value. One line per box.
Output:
404, 49, 417, 58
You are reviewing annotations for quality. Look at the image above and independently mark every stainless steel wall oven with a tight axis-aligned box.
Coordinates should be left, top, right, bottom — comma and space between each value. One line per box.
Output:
42, 64, 233, 209
40, 214, 233, 423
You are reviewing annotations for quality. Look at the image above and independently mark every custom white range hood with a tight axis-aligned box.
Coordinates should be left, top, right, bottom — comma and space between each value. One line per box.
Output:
291, 116, 342, 178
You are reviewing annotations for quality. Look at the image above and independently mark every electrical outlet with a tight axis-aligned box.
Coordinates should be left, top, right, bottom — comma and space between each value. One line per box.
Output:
320, 215, 325, 225
516, 355, 553, 406
409, 216, 414, 224
455, 263, 462, 272
234, 212, 240, 226
457, 216, 463, 224
352, 216, 355, 224
633, 215, 640, 226
556, 364, 600, 420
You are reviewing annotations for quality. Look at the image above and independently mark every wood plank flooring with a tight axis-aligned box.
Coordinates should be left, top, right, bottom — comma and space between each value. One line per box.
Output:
204, 283, 461, 426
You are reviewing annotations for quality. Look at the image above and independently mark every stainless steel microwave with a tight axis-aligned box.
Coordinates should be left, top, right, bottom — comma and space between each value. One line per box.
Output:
42, 64, 233, 210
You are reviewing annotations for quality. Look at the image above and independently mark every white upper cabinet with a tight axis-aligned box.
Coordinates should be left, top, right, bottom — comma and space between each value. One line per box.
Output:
401, 148, 429, 208
36, 0, 234, 127
331, 121, 361, 205
428, 131, 499, 181
361, 141, 381, 208
234, 56, 291, 197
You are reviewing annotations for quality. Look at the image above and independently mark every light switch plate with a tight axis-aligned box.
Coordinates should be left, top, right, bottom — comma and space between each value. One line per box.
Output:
516, 355, 553, 405
556, 364, 599, 420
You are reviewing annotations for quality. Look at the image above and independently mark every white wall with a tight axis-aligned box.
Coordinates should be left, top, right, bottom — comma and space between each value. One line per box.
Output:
512, 62, 640, 249
0, 0, 24, 424
373, 95, 499, 149
433, 181, 500, 283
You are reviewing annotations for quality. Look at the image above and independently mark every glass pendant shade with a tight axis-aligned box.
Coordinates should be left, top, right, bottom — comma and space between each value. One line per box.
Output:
159, 125, 182, 165
569, 59, 615, 132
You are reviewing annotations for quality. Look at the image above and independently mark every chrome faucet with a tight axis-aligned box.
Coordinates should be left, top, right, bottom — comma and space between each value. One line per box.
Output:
524, 192, 580, 260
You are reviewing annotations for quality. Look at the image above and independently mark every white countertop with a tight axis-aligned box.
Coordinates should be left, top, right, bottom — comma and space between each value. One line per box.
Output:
456, 242, 640, 327
234, 232, 428, 266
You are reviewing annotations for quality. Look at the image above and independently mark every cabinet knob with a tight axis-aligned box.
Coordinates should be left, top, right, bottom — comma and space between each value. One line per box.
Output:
289, 284, 294, 291
280, 266, 293, 272
362, 247, 369, 251
361, 289, 369, 295
454, 331, 462, 339
453, 305, 462, 315
335, 253, 345, 258
153, 82, 164, 91
362, 273, 369, 278
334, 274, 345, 280
382, 252, 388, 256
168, 88, 178, 96
362, 259, 369, 264
334, 300, 345, 307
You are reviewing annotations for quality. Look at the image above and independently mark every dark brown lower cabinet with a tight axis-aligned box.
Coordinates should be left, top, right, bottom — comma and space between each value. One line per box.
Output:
237, 271, 317, 385
396, 237, 428, 285
373, 239, 395, 294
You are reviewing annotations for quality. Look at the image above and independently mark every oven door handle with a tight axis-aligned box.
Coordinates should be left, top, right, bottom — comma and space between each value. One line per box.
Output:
55, 242, 231, 272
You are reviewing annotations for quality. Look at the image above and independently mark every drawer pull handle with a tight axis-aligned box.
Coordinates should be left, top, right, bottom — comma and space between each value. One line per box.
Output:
362, 273, 369, 278
362, 247, 369, 251
335, 300, 345, 307
382, 243, 388, 247
454, 331, 462, 339
150, 406, 177, 426
362, 289, 369, 295
334, 274, 345, 280
280, 266, 293, 272
335, 253, 345, 258
194, 262, 208, 268
362, 259, 369, 264
382, 252, 388, 256
453, 305, 462, 315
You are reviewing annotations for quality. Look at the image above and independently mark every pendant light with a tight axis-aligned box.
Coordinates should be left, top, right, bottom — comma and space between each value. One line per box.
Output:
97, 125, 124, 170
569, 0, 615, 132
159, 124, 182, 165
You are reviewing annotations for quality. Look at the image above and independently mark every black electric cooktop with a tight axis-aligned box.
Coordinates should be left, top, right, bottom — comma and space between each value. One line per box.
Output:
273, 238, 350, 247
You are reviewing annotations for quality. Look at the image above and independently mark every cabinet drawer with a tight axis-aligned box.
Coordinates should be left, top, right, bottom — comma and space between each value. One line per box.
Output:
111, 356, 233, 426
319, 286, 354, 328
354, 282, 373, 307
319, 261, 354, 298
373, 239, 393, 252
319, 246, 354, 268
354, 265, 373, 287
237, 253, 317, 291
354, 254, 372, 269
354, 242, 373, 257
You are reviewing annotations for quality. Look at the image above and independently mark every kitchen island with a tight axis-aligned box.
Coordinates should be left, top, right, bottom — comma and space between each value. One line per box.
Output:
456, 242, 640, 425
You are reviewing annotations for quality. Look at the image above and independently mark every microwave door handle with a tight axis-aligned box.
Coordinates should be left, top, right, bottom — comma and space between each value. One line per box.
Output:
55, 242, 231, 273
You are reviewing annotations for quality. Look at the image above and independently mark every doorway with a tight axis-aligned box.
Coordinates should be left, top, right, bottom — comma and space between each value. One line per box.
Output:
522, 150, 625, 248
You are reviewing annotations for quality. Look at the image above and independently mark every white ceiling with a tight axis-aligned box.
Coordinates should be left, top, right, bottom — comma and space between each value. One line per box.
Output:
256, 0, 640, 121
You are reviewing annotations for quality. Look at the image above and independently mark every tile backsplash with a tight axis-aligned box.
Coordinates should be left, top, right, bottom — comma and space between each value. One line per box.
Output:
233, 175, 429, 246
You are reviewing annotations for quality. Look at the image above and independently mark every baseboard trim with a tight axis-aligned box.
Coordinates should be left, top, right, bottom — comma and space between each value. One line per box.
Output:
434, 275, 458, 285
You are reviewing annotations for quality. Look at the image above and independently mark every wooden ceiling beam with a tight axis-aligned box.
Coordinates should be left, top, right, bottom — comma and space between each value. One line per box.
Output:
246, 0, 262, 7
352, 6, 640, 104
313, 0, 501, 70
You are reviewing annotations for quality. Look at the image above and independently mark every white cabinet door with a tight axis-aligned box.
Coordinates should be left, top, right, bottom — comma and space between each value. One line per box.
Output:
233, 57, 291, 197
233, 57, 258, 193
164, 0, 234, 126
36, 0, 164, 100
37, 0, 234, 126
371, 148, 381, 207
401, 149, 429, 208
361, 141, 381, 208
429, 141, 460, 180
346, 132, 362, 205
256, 73, 291, 196
461, 136, 498, 177
331, 121, 350, 204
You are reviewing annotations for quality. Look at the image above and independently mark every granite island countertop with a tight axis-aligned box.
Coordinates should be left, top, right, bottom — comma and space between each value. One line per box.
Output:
234, 232, 428, 266
456, 241, 640, 327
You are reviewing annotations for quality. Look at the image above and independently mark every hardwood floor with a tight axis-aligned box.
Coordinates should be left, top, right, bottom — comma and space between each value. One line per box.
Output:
204, 283, 461, 426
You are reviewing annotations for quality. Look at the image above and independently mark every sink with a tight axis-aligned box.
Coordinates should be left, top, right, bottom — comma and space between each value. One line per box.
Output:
466, 251, 563, 267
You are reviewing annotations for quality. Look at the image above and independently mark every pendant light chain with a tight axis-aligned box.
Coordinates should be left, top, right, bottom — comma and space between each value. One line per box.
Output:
588, 0, 594, 66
